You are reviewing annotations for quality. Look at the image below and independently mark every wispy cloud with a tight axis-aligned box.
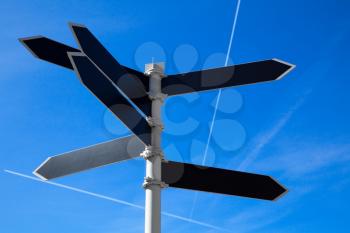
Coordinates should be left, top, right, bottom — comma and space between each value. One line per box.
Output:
237, 90, 312, 171
217, 89, 350, 233
252, 143, 350, 179
227, 205, 292, 233
220, 142, 350, 233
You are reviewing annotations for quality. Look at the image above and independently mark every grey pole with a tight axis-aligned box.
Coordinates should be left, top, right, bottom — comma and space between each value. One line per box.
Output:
142, 62, 167, 233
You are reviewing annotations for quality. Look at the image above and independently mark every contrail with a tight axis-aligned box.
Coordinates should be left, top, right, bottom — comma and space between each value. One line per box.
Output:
4, 169, 144, 209
202, 0, 241, 166
192, 0, 243, 219
162, 211, 230, 232
4, 169, 229, 232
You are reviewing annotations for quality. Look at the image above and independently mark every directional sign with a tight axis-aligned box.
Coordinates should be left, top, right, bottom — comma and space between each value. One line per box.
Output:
34, 135, 145, 180
162, 59, 295, 96
68, 52, 151, 145
70, 23, 151, 116
162, 161, 287, 201
19, 36, 80, 69
20, 36, 146, 75
20, 35, 151, 115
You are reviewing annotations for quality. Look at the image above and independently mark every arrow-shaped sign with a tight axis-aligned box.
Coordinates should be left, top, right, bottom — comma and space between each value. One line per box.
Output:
162, 161, 287, 201
19, 34, 151, 116
19, 36, 80, 69
68, 52, 151, 145
69, 23, 151, 116
162, 59, 295, 96
34, 135, 145, 180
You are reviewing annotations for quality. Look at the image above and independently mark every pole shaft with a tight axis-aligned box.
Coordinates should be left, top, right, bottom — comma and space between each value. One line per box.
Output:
144, 63, 165, 233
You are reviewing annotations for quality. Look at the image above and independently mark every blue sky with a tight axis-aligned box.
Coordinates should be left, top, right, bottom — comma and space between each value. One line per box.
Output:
1, 0, 350, 232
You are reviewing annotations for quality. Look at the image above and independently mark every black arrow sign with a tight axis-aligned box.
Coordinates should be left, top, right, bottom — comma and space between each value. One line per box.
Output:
19, 36, 79, 69
20, 35, 151, 115
162, 59, 295, 96
68, 52, 151, 145
162, 161, 287, 201
70, 23, 151, 116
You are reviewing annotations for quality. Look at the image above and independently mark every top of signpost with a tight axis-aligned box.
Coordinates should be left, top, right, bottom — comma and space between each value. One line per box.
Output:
145, 62, 165, 76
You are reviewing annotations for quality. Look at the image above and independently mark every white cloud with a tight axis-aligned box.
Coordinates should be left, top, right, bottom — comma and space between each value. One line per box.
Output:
237, 90, 311, 171
226, 204, 291, 233
252, 143, 350, 179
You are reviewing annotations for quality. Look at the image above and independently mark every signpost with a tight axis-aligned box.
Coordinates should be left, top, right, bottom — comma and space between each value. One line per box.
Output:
20, 22, 295, 233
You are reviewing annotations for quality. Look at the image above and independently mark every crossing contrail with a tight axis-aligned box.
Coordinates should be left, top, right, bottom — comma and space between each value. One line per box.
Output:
191, 0, 243, 219
4, 169, 229, 232
202, 0, 241, 167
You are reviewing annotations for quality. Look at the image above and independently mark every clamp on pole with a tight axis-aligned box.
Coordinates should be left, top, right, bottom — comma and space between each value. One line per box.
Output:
146, 117, 164, 129
143, 176, 168, 189
147, 93, 168, 103
140, 146, 164, 160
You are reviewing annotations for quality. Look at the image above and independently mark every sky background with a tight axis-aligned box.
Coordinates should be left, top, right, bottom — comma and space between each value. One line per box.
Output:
1, 0, 350, 232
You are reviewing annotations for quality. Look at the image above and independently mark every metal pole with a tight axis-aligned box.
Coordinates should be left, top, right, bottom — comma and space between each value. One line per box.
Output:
143, 62, 166, 233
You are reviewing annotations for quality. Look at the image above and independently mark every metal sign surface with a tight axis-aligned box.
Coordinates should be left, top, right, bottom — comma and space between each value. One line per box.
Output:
70, 23, 151, 116
162, 59, 295, 96
69, 52, 151, 145
162, 160, 287, 201
34, 135, 144, 180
